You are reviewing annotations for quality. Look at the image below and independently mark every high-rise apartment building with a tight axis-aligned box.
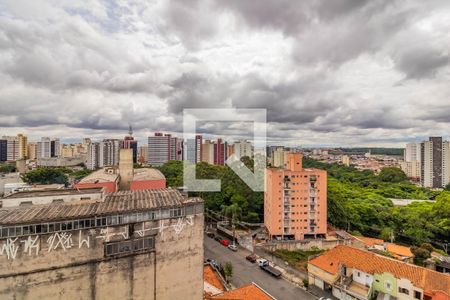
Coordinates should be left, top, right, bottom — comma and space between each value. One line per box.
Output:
233, 140, 253, 159
0, 139, 7, 162
185, 135, 202, 164
265, 153, 327, 240
37, 137, 60, 159
17, 134, 27, 159
86, 142, 100, 170
442, 141, 450, 188
402, 142, 421, 180
99, 139, 122, 168
148, 133, 182, 167
201, 140, 215, 164
213, 138, 227, 166
420, 137, 448, 188
123, 126, 138, 163
400, 161, 421, 180
1, 136, 20, 161
27, 142, 37, 160
138, 145, 148, 164
405, 143, 421, 162
271, 147, 288, 168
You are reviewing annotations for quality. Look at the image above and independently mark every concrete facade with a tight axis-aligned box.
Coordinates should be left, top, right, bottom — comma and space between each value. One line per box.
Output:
0, 189, 204, 300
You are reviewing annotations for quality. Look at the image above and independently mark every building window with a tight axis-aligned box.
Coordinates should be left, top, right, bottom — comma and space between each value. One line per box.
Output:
414, 291, 421, 299
385, 282, 391, 291
104, 236, 155, 257
399, 287, 409, 295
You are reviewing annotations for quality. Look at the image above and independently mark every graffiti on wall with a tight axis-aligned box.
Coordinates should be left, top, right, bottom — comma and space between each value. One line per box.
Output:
0, 216, 195, 260
136, 216, 194, 240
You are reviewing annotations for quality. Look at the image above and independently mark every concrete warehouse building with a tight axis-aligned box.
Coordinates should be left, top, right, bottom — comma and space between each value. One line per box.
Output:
0, 187, 204, 300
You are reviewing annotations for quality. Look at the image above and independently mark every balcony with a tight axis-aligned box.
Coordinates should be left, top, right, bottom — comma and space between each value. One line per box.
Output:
310, 205, 316, 211
335, 276, 370, 300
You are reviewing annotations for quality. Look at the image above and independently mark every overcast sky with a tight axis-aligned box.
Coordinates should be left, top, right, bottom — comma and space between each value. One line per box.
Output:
0, 0, 449, 147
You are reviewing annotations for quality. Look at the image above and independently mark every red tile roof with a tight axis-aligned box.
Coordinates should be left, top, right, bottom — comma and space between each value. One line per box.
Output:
211, 283, 274, 300
354, 236, 384, 247
386, 243, 413, 258
309, 245, 450, 296
204, 265, 226, 293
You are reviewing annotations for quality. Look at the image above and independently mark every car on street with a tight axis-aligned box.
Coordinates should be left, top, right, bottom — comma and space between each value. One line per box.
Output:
228, 244, 238, 251
245, 254, 257, 263
205, 258, 219, 269
214, 236, 222, 242
206, 232, 215, 238
257, 259, 282, 278
319, 298, 332, 300
220, 239, 230, 247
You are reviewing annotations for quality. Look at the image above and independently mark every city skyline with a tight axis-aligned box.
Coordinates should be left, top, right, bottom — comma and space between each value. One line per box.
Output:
1, 1, 450, 146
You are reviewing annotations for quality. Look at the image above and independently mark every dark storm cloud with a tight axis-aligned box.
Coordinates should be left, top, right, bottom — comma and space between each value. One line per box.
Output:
394, 46, 449, 79
0, 0, 449, 145
166, 70, 340, 125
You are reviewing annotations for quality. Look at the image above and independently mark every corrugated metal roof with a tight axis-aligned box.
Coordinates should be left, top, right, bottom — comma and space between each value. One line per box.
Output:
0, 188, 202, 225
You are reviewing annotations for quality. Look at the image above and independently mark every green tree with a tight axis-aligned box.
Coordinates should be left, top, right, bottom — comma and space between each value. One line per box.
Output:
223, 262, 233, 283
0, 163, 16, 173
378, 167, 407, 183
444, 183, 450, 191
380, 227, 394, 242
411, 246, 431, 266
222, 203, 242, 245
21, 168, 68, 185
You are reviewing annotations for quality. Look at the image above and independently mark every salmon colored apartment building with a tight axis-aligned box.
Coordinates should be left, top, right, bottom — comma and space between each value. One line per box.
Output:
264, 153, 327, 240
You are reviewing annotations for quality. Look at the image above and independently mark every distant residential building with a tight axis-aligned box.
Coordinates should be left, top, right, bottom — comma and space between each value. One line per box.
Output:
86, 142, 100, 170
265, 153, 327, 240
233, 140, 253, 159
227, 144, 234, 158
401, 160, 421, 180
271, 147, 288, 167
185, 135, 202, 164
213, 139, 227, 166
308, 245, 450, 300
137, 145, 148, 164
60, 144, 78, 158
341, 155, 350, 167
99, 139, 121, 168
1, 136, 19, 161
37, 157, 85, 167
148, 133, 182, 166
420, 137, 450, 188
123, 125, 138, 163
27, 142, 37, 160
443, 141, 450, 188
37, 137, 60, 159
405, 143, 421, 162
17, 134, 27, 159
0, 139, 7, 162
202, 140, 215, 164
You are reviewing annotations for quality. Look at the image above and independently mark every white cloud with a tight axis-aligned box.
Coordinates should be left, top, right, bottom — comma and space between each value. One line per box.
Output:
0, 0, 449, 146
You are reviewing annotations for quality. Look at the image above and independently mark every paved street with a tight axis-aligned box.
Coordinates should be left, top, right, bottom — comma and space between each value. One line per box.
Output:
204, 236, 316, 300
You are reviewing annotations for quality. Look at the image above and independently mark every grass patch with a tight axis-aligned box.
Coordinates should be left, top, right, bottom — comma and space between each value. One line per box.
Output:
273, 248, 325, 266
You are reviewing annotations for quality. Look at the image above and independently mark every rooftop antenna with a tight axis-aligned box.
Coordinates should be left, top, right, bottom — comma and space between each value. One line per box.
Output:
128, 123, 133, 137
